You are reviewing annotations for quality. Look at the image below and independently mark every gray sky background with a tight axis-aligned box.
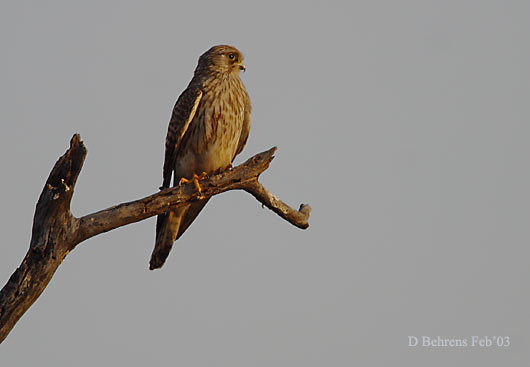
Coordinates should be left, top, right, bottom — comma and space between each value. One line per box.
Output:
1, 1, 529, 365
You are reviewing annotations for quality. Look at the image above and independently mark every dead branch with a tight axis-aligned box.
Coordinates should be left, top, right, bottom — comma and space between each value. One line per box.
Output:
0, 134, 311, 343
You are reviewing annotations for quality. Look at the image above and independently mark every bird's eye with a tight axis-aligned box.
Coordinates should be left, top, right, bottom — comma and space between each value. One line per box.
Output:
228, 53, 235, 60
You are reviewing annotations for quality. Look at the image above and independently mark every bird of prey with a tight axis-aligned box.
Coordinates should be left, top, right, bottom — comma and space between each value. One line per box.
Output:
150, 45, 251, 270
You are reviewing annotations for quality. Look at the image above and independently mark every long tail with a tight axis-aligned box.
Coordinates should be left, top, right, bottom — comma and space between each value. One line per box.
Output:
176, 199, 209, 240
149, 199, 209, 270
150, 208, 184, 270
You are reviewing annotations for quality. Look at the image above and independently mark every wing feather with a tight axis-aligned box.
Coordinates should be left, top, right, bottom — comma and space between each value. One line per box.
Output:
162, 87, 202, 188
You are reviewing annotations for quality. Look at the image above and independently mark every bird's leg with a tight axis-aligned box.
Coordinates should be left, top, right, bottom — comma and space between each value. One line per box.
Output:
179, 172, 208, 193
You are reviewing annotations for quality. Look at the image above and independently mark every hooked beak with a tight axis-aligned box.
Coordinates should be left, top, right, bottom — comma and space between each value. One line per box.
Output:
239, 63, 246, 72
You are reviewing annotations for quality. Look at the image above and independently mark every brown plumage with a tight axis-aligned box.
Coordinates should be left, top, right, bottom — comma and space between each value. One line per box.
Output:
150, 45, 251, 270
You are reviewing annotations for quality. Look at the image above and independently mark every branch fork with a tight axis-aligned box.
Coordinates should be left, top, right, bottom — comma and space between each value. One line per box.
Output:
0, 134, 311, 343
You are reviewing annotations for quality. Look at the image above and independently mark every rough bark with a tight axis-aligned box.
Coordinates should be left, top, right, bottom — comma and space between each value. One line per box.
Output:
0, 134, 311, 343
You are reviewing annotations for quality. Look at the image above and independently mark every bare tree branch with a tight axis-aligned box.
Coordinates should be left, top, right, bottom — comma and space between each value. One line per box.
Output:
0, 134, 311, 343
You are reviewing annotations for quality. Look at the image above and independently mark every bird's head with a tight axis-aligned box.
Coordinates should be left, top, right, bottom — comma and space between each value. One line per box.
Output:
196, 45, 246, 75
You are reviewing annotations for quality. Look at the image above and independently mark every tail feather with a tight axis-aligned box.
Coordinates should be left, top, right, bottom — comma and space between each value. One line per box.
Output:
149, 200, 209, 270
176, 199, 210, 240
150, 208, 185, 270
149, 199, 209, 270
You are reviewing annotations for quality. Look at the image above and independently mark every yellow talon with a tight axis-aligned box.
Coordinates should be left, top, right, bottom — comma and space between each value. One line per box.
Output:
179, 177, 191, 185
179, 172, 208, 193
193, 174, 202, 193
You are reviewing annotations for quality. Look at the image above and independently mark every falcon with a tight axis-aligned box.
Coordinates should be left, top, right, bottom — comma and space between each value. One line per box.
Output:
150, 45, 251, 270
